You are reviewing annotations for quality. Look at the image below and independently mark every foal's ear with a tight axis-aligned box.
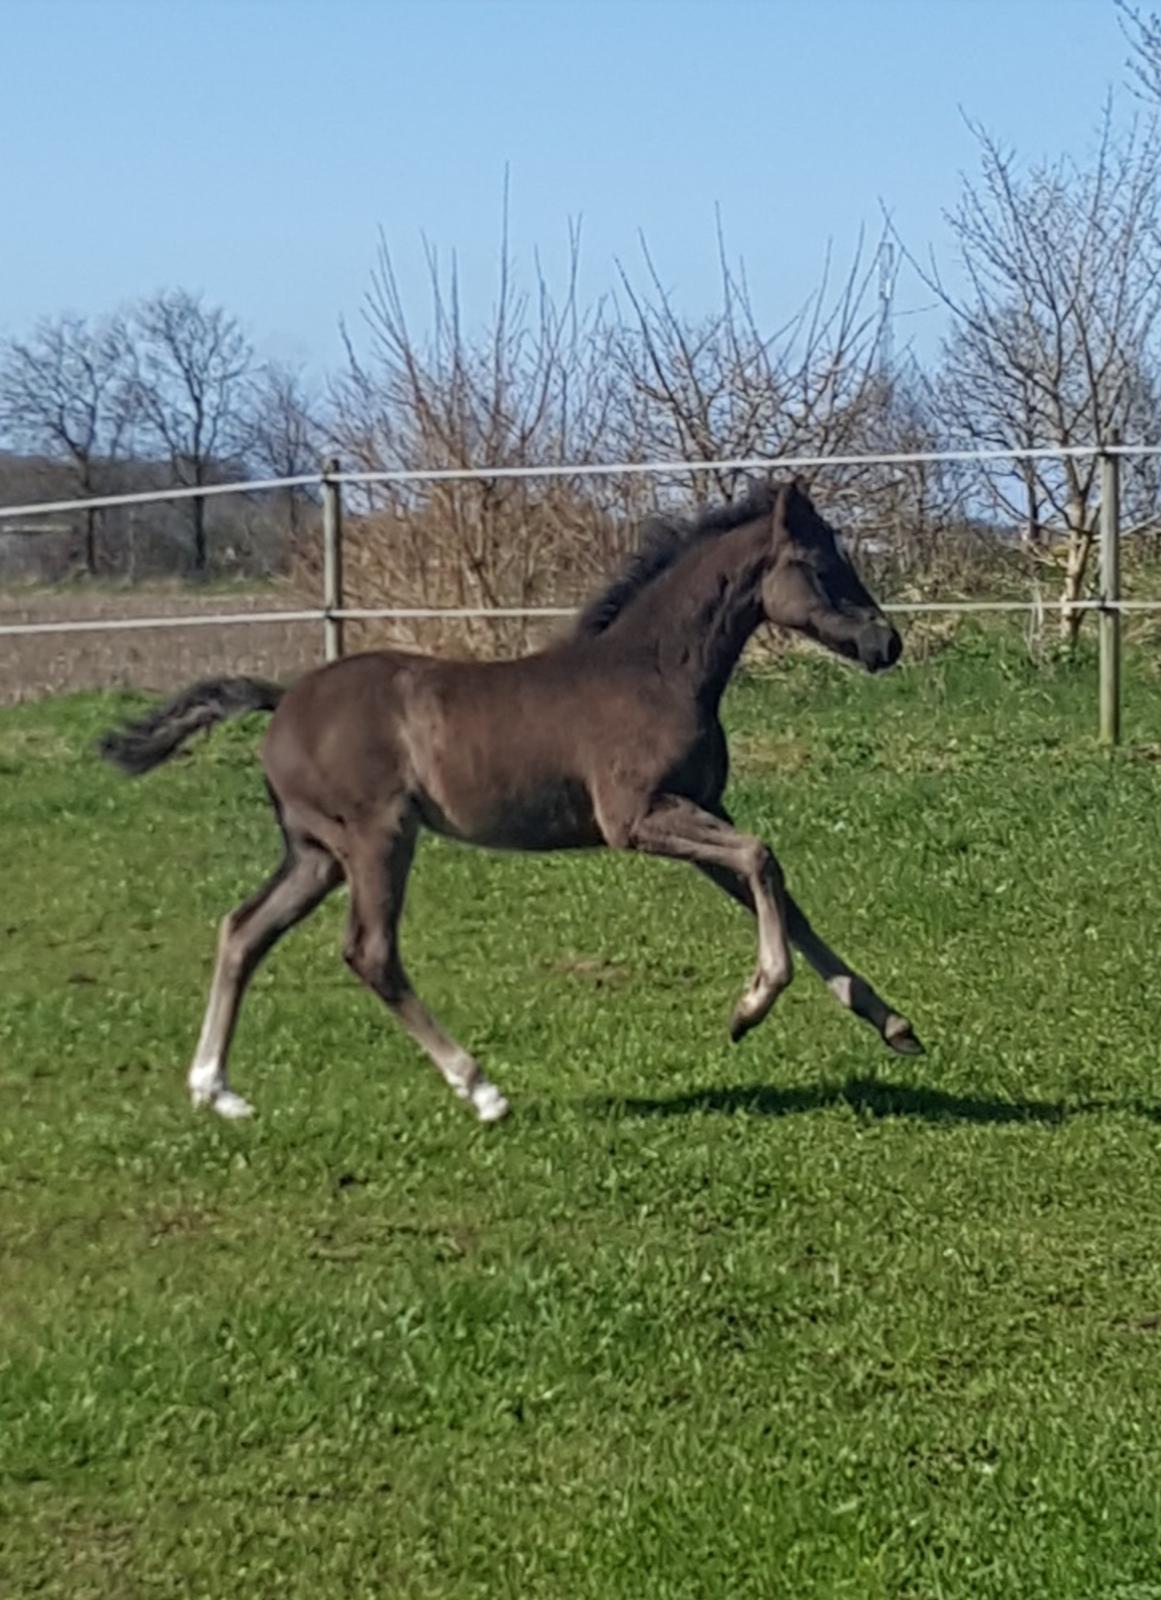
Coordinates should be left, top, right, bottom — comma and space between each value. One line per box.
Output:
791, 474, 814, 506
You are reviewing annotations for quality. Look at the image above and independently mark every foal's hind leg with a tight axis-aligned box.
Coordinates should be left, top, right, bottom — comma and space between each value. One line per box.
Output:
188, 839, 340, 1117
342, 819, 509, 1123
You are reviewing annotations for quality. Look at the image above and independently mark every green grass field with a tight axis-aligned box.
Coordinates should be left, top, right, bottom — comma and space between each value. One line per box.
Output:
5, 630, 1161, 1599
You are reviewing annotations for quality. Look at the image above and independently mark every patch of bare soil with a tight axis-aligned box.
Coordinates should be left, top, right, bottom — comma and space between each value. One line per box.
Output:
0, 583, 324, 703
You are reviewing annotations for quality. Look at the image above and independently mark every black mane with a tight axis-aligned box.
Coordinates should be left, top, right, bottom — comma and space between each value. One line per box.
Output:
574, 482, 779, 637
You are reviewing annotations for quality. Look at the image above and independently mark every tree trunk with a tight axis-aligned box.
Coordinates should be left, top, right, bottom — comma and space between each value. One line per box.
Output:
84, 506, 98, 576
192, 494, 207, 576
1059, 498, 1093, 647
1023, 470, 1040, 547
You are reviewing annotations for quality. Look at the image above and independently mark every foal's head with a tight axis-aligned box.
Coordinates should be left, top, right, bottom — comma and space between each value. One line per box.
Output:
761, 481, 902, 672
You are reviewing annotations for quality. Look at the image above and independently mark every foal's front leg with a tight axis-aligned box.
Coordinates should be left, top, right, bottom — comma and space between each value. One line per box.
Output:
785, 895, 923, 1055
616, 796, 793, 1040
693, 839, 923, 1055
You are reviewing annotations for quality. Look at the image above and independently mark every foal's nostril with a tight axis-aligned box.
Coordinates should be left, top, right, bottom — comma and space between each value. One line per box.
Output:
859, 620, 903, 672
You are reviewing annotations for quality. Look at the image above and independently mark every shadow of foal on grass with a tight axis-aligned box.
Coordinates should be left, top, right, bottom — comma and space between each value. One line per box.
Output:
593, 1077, 1161, 1126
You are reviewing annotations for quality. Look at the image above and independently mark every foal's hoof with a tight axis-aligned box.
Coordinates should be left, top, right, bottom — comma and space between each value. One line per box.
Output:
729, 1011, 754, 1045
729, 1000, 766, 1044
884, 1016, 924, 1056
470, 1082, 511, 1123
192, 1087, 255, 1119
729, 980, 781, 1043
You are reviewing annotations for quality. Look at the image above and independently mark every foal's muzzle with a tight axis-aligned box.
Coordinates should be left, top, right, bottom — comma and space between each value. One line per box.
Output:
857, 619, 903, 673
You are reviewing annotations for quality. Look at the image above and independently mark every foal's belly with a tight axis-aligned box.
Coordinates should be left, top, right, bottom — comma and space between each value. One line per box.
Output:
416, 775, 604, 852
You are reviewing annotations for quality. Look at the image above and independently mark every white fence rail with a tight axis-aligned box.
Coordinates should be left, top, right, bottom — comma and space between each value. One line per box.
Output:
1, 442, 1155, 742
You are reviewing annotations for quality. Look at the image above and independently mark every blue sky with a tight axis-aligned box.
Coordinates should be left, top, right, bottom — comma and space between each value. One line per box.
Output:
0, 0, 1141, 375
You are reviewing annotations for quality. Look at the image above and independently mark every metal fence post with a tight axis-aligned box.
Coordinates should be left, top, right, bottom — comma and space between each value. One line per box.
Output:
1099, 433, 1122, 746
322, 457, 344, 663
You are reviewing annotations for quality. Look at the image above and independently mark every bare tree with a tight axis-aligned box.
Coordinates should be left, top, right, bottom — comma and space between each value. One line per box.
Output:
853, 354, 972, 580
904, 109, 1161, 639
131, 289, 253, 574
327, 202, 966, 650
609, 216, 890, 518
1119, 0, 1161, 104
244, 360, 325, 540
602, 216, 977, 601
328, 191, 631, 653
0, 313, 136, 574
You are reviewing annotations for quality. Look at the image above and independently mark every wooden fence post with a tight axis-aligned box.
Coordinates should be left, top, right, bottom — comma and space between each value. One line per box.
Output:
322, 457, 344, 663
1099, 432, 1121, 746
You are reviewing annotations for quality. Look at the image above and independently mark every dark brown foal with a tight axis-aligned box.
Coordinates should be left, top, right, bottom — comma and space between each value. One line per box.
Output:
100, 478, 921, 1123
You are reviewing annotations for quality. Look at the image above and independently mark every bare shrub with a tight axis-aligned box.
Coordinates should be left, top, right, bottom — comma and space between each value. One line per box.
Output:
322, 189, 649, 656
320, 205, 979, 658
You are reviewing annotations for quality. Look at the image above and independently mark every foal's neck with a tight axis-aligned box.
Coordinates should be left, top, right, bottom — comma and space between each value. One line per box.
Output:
616, 520, 770, 708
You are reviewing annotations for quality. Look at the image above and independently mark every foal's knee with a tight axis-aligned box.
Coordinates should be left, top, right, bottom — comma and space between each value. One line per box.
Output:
742, 836, 781, 889
217, 912, 253, 982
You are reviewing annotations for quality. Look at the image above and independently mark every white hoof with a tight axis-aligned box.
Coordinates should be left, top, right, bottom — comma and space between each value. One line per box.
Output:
191, 1083, 255, 1119
211, 1090, 255, 1120
470, 1082, 510, 1123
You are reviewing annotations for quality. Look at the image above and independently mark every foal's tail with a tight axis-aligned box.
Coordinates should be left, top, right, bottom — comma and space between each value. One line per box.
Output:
97, 676, 284, 776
